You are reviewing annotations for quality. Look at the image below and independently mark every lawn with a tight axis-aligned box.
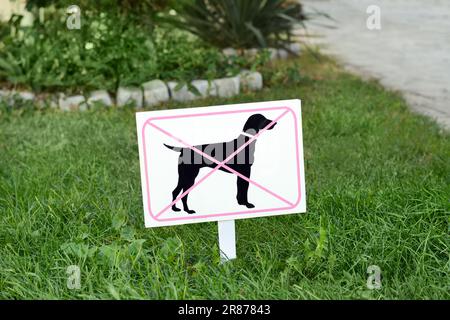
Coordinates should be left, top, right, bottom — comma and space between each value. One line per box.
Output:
0, 53, 448, 299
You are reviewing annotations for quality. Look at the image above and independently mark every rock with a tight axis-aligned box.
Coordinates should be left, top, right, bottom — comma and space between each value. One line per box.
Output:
0, 90, 35, 105
244, 48, 259, 58
142, 80, 169, 107
49, 96, 59, 109
34, 93, 58, 109
116, 87, 143, 108
289, 42, 301, 55
33, 94, 49, 109
213, 76, 240, 98
87, 90, 113, 107
268, 48, 278, 61
168, 82, 195, 102
244, 47, 293, 60
240, 70, 263, 91
168, 80, 215, 102
277, 48, 289, 59
0, 90, 11, 103
40, 94, 59, 109
12, 91, 35, 101
192, 80, 217, 97
58, 94, 87, 111
222, 48, 238, 57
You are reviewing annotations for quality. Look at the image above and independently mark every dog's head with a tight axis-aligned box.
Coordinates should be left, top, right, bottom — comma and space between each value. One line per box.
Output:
243, 114, 277, 135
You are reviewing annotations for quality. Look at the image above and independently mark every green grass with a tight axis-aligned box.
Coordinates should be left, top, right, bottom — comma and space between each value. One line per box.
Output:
0, 53, 449, 299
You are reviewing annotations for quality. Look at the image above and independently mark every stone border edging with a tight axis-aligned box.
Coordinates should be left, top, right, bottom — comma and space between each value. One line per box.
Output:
0, 70, 263, 111
0, 44, 300, 111
223, 43, 301, 60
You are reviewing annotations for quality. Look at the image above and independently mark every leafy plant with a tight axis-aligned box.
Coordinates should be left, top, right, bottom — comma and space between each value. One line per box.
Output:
25, 0, 171, 16
168, 0, 307, 50
153, 27, 225, 82
0, 7, 268, 93
0, 10, 158, 92
25, 0, 177, 31
153, 27, 269, 83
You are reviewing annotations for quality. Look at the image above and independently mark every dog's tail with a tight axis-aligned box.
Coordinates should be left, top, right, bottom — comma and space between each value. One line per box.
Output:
164, 143, 182, 152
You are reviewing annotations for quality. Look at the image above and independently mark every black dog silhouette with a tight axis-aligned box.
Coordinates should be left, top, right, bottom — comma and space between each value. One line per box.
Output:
164, 114, 277, 214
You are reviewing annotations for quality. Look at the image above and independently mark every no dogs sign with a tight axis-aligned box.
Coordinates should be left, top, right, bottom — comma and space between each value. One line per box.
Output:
136, 99, 306, 228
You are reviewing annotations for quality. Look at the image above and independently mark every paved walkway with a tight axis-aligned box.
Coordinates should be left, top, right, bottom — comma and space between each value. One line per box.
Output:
299, 0, 450, 129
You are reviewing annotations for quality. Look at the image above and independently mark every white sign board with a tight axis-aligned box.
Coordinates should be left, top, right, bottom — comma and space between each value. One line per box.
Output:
136, 99, 306, 228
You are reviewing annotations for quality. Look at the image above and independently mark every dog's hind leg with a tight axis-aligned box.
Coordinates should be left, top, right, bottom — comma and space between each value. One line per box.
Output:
171, 183, 183, 212
171, 164, 187, 212
180, 166, 199, 214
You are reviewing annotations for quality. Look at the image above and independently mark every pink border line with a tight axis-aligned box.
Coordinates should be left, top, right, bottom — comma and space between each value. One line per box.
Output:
141, 106, 302, 222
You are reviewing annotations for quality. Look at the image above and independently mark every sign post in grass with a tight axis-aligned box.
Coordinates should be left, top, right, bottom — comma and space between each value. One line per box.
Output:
136, 99, 306, 261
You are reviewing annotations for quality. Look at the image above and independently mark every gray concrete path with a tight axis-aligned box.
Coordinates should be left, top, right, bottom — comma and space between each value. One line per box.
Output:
299, 0, 450, 129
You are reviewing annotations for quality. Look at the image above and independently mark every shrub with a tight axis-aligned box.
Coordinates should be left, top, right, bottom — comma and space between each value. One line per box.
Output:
168, 0, 306, 50
25, 0, 175, 30
153, 27, 225, 82
25, 0, 172, 15
0, 10, 158, 92
153, 27, 268, 82
0, 10, 267, 93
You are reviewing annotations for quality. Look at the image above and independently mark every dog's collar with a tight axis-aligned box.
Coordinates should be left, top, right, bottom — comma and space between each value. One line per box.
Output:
241, 132, 257, 139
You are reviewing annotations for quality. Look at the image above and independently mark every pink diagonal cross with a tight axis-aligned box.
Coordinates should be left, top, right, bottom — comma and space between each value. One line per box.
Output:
151, 109, 291, 218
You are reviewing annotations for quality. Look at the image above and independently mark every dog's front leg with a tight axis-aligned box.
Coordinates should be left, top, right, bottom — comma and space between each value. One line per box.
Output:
236, 166, 255, 209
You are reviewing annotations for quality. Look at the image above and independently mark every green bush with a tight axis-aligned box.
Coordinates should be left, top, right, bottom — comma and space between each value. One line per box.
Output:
25, 0, 177, 29
153, 27, 269, 82
0, 9, 266, 93
169, 0, 306, 50
25, 0, 171, 14
0, 10, 157, 92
